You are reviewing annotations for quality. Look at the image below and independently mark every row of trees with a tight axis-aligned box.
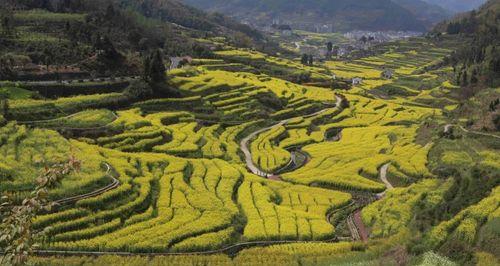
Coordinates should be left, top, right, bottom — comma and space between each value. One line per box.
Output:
0, 10, 15, 38
300, 54, 314, 66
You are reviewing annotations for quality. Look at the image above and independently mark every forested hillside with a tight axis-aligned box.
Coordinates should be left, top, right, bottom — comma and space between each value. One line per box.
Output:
424, 0, 488, 13
0, 0, 278, 78
392, 0, 452, 27
434, 0, 499, 88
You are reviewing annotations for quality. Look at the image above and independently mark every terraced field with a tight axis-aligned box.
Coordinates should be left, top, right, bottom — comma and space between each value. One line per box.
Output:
1, 35, 498, 265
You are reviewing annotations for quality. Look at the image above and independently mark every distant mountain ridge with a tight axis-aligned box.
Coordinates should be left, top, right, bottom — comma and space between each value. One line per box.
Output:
182, 0, 451, 32
391, 0, 452, 27
422, 0, 488, 13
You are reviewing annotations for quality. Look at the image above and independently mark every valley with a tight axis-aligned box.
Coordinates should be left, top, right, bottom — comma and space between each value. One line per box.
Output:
0, 1, 498, 266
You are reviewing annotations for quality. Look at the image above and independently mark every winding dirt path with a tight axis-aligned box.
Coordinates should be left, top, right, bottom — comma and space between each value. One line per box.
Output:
459, 125, 500, 139
444, 124, 500, 139
240, 120, 289, 177
19, 111, 119, 131
346, 213, 360, 241
443, 124, 453, 134
240, 95, 343, 178
374, 162, 392, 198
377, 163, 392, 196
54, 163, 120, 206
353, 211, 368, 242
348, 162, 392, 242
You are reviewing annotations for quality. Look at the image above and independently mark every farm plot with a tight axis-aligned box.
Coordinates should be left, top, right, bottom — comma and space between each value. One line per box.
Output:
24, 109, 117, 129
171, 70, 334, 112
10, 93, 128, 121
35, 141, 351, 252
318, 94, 440, 131
214, 49, 331, 81
282, 126, 433, 192
250, 126, 292, 173
423, 185, 500, 249
238, 174, 351, 241
0, 123, 109, 201
361, 179, 452, 237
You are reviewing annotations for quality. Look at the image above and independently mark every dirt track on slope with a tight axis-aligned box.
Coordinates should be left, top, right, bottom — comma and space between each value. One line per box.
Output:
54, 163, 120, 206
240, 95, 343, 178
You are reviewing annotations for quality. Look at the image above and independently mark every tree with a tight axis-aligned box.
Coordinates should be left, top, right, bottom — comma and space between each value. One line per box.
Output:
95, 35, 120, 61
462, 70, 468, 86
124, 80, 152, 99
144, 49, 166, 84
360, 36, 368, 44
0, 88, 9, 119
327, 42, 333, 52
42, 46, 54, 72
308, 55, 314, 66
0, 12, 15, 37
105, 3, 116, 18
301, 54, 308, 65
0, 157, 80, 266
0, 55, 15, 80
470, 69, 478, 84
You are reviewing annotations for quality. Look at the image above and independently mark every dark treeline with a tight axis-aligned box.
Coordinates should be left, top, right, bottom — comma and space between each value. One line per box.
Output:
439, 1, 500, 90
0, 0, 282, 79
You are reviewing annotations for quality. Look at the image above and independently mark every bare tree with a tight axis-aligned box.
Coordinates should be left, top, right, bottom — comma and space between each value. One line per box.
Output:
0, 156, 81, 266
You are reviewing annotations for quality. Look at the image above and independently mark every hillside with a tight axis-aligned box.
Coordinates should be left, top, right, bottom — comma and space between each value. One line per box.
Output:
182, 0, 429, 32
0, 0, 278, 79
392, 0, 452, 27
423, 0, 488, 13
433, 0, 499, 131
1, 33, 498, 265
434, 0, 499, 87
0, 0, 499, 266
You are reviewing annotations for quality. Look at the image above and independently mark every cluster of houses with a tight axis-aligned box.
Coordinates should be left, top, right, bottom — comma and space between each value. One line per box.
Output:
343, 30, 422, 43
333, 68, 393, 87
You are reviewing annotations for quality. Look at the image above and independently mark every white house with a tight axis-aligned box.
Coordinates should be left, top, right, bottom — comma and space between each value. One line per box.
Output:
381, 69, 393, 79
170, 56, 193, 70
352, 77, 363, 85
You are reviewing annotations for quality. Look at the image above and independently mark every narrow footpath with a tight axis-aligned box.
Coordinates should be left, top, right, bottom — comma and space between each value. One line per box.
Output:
54, 163, 120, 206
240, 95, 343, 178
